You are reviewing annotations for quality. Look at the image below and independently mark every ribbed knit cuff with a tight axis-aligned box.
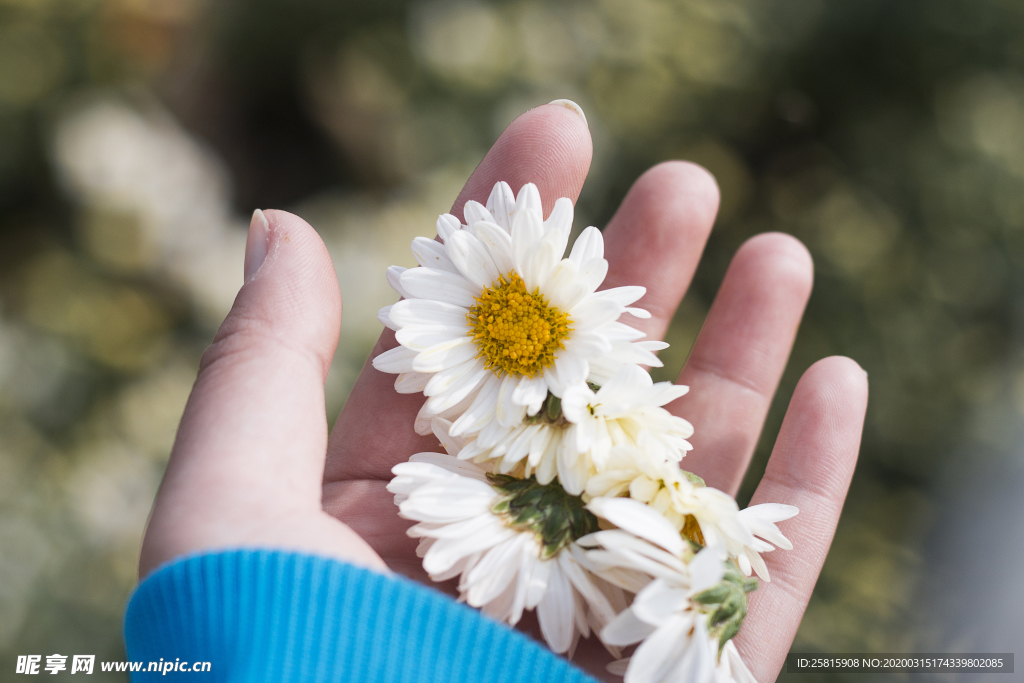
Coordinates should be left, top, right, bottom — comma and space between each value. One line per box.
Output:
124, 550, 598, 682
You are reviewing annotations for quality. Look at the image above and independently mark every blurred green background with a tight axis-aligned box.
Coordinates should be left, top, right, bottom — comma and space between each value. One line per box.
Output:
1, 0, 1022, 680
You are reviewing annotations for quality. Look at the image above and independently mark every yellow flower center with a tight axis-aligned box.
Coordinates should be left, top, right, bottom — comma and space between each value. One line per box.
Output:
468, 271, 571, 378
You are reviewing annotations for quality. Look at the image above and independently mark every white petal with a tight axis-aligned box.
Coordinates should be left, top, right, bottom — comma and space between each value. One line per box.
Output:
664, 619, 713, 683
514, 182, 542, 219
447, 230, 501, 289
394, 371, 430, 393
496, 374, 528, 427
512, 205, 544, 276
563, 330, 613, 358
498, 424, 541, 468
474, 221, 515, 275
569, 226, 604, 266
544, 197, 574, 257
746, 548, 771, 582
556, 441, 588, 496
462, 536, 526, 606
721, 640, 759, 683
740, 504, 796, 550
485, 181, 516, 231
377, 305, 399, 331
508, 539, 545, 624
594, 285, 646, 308
463, 199, 493, 227
535, 434, 559, 485
688, 547, 726, 593
536, 562, 575, 654
630, 579, 692, 626
387, 265, 411, 298
372, 345, 417, 374
436, 213, 461, 242
571, 296, 625, 329
396, 325, 466, 351
559, 382, 595, 424
449, 374, 501, 436
411, 236, 459, 273
407, 452, 488, 480
412, 337, 478, 373
601, 608, 655, 647
424, 362, 488, 412
743, 502, 799, 523
562, 548, 617, 626
389, 299, 469, 329
551, 353, 588, 393
511, 374, 548, 414
423, 524, 510, 575
522, 235, 560, 291
423, 358, 483, 397
587, 497, 686, 557
626, 613, 693, 683
400, 267, 478, 307
414, 399, 439, 436
577, 257, 609, 296
607, 659, 631, 677
543, 259, 587, 310
519, 542, 551, 611
527, 426, 555, 469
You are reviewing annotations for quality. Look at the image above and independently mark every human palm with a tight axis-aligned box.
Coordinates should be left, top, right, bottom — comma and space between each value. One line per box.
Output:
140, 103, 867, 683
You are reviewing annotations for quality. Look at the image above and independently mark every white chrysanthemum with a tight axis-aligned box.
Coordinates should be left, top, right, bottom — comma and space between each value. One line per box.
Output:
453, 365, 693, 496
561, 365, 693, 467
373, 181, 666, 437
387, 433, 625, 655
579, 498, 726, 683
585, 451, 798, 581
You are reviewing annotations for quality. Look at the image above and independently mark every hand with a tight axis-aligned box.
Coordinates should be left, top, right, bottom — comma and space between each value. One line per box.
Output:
140, 102, 868, 683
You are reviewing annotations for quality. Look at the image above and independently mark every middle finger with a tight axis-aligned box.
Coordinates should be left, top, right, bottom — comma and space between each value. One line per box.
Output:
673, 232, 814, 496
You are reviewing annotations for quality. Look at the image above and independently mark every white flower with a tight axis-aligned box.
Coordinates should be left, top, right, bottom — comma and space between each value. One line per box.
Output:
560, 364, 693, 467
373, 181, 666, 437
387, 448, 623, 655
580, 498, 725, 683
585, 451, 798, 581
453, 365, 693, 496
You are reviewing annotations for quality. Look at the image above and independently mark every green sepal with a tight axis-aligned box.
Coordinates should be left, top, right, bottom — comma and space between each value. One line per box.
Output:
545, 394, 562, 422
692, 584, 732, 605
695, 558, 759, 652
708, 593, 743, 626
525, 392, 568, 425
487, 474, 598, 559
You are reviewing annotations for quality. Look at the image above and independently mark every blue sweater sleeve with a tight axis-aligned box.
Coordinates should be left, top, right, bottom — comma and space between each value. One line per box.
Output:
124, 550, 599, 683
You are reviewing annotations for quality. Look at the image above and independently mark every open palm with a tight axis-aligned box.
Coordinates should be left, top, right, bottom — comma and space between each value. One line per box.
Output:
140, 102, 867, 683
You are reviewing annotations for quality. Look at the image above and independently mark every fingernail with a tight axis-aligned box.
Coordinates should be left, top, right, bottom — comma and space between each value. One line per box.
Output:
548, 99, 588, 127
244, 209, 270, 282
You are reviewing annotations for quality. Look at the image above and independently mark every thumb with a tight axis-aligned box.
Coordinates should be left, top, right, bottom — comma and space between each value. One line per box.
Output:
141, 209, 379, 576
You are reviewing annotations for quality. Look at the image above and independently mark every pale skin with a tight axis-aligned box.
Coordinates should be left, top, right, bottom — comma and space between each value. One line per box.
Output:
140, 102, 868, 682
